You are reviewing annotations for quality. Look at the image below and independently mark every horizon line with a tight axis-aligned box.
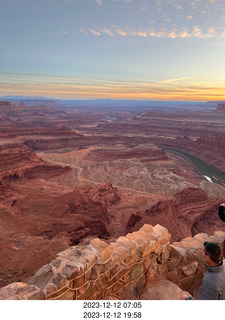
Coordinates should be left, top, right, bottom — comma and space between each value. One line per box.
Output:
1, 95, 225, 104
0, 95, 214, 103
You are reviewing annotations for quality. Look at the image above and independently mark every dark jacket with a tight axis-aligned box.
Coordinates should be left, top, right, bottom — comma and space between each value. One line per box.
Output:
199, 260, 225, 300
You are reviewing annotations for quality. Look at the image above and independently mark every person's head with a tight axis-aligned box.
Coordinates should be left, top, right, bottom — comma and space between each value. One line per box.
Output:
203, 241, 223, 266
219, 203, 225, 222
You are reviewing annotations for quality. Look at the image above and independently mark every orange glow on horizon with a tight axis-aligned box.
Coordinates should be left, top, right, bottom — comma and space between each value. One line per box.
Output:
0, 81, 225, 102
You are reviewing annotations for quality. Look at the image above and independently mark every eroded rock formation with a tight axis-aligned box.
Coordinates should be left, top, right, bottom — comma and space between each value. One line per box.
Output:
0, 145, 71, 198
87, 183, 121, 207
126, 188, 225, 242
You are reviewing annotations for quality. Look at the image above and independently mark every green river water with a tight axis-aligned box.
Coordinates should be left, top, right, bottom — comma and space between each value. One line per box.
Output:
165, 148, 225, 188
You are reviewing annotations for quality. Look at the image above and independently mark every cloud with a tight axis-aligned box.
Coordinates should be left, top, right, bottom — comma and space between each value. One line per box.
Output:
155, 0, 162, 7
89, 29, 101, 36
80, 29, 87, 34
159, 77, 191, 84
129, 29, 147, 37
1, 74, 224, 101
102, 28, 114, 36
149, 28, 155, 37
96, 0, 103, 6
168, 0, 184, 10
97, 0, 132, 4
156, 28, 168, 38
79, 24, 224, 40
168, 28, 178, 39
137, 30, 147, 37
190, 0, 199, 9
48, 31, 60, 37
111, 25, 127, 36
208, 26, 216, 36
192, 25, 202, 37
219, 30, 225, 38
179, 28, 191, 39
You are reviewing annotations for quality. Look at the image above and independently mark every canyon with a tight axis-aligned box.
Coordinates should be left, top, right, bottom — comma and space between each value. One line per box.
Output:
0, 99, 225, 295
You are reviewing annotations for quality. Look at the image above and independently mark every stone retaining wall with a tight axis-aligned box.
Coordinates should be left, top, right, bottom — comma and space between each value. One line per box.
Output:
0, 224, 171, 300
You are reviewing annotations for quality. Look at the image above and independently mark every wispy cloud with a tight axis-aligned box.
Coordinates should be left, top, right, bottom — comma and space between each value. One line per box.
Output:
96, 0, 103, 6
179, 28, 191, 39
102, 28, 114, 36
159, 77, 191, 84
112, 0, 132, 3
1, 73, 224, 101
48, 31, 61, 37
192, 25, 202, 37
219, 30, 225, 38
168, 28, 178, 39
129, 29, 147, 37
89, 29, 101, 36
111, 25, 127, 36
80, 29, 87, 34
79, 25, 225, 39
97, 0, 132, 5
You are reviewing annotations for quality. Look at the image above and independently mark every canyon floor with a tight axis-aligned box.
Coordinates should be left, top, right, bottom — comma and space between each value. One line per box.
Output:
1, 99, 225, 288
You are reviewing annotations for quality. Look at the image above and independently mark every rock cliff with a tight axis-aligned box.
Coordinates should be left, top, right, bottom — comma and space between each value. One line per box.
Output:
0, 146, 71, 198
126, 188, 225, 242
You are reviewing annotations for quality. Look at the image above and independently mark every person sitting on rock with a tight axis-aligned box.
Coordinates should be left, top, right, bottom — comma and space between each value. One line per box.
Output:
199, 241, 225, 300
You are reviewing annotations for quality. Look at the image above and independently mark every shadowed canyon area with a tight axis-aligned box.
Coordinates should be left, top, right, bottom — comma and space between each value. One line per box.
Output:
1, 98, 225, 288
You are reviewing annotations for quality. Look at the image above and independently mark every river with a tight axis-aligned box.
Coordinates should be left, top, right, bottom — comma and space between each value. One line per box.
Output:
165, 148, 225, 188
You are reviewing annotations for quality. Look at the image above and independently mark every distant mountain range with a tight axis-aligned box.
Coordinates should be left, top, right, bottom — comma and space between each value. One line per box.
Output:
0, 95, 224, 112
0, 95, 55, 100
0, 95, 203, 104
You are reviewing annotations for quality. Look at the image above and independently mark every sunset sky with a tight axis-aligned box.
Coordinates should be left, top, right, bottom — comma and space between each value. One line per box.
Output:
0, 0, 225, 101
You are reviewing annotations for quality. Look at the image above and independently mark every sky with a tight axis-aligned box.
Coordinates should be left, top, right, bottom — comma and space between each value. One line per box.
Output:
0, 0, 225, 101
